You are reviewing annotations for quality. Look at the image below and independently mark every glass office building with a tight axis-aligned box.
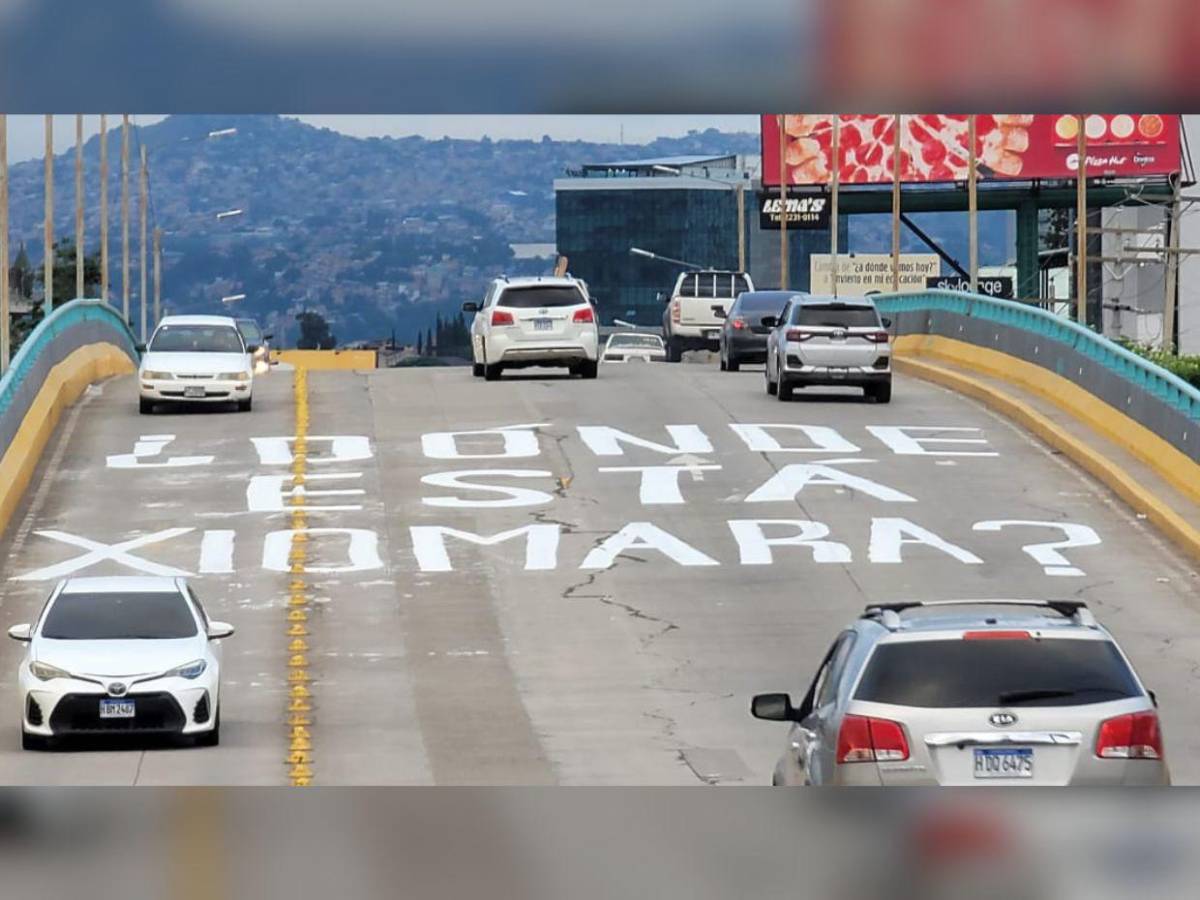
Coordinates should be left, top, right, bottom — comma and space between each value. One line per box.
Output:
554, 154, 835, 326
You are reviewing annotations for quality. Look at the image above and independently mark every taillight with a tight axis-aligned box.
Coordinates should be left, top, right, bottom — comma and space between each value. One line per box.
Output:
731, 317, 747, 330
1096, 711, 1164, 760
963, 631, 1031, 640
491, 309, 514, 326
866, 330, 891, 344
785, 329, 815, 342
836, 714, 910, 764
572, 307, 594, 324
671, 301, 681, 324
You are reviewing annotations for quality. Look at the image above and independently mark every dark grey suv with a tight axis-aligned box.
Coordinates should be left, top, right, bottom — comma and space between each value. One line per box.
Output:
717, 291, 801, 371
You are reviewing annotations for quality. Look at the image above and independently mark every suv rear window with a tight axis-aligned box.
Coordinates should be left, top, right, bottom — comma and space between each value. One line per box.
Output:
794, 304, 880, 328
677, 273, 750, 299
854, 639, 1142, 707
497, 286, 585, 308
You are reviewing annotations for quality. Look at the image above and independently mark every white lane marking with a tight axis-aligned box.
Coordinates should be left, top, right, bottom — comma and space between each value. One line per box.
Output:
410, 524, 560, 572
12, 528, 195, 580
262, 528, 384, 574
420, 423, 549, 459
729, 423, 862, 454
246, 473, 365, 512
973, 520, 1102, 577
576, 424, 713, 457
420, 469, 555, 508
250, 435, 373, 466
199, 530, 235, 574
580, 521, 718, 569
599, 465, 723, 504
106, 433, 214, 468
728, 520, 853, 564
746, 463, 917, 504
868, 518, 983, 565
866, 425, 999, 457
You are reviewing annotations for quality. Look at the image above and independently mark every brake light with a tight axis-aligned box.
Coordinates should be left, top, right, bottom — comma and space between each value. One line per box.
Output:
572, 307, 594, 324
731, 317, 747, 330
836, 714, 910, 763
866, 330, 891, 344
962, 631, 1031, 640
785, 329, 815, 342
491, 309, 514, 326
1096, 711, 1164, 760
671, 301, 681, 324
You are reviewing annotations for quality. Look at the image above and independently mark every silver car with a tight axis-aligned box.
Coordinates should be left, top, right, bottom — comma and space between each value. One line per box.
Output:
763, 295, 892, 402
752, 600, 1169, 785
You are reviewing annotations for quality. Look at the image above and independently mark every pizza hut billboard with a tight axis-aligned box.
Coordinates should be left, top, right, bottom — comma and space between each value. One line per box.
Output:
762, 114, 1181, 186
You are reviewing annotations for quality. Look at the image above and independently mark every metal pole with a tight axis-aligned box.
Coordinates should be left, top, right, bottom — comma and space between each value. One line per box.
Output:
778, 115, 789, 290
830, 114, 840, 298
153, 226, 162, 327
0, 114, 8, 374
121, 115, 130, 324
1076, 114, 1088, 325
891, 114, 902, 292
139, 142, 148, 342
735, 180, 746, 273
43, 115, 53, 316
968, 114, 978, 292
1164, 172, 1181, 351
75, 114, 84, 299
100, 114, 109, 302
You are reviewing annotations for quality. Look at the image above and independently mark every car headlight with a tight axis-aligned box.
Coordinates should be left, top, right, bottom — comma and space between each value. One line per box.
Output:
218, 371, 251, 382
30, 661, 72, 681
163, 659, 207, 679
141, 370, 174, 380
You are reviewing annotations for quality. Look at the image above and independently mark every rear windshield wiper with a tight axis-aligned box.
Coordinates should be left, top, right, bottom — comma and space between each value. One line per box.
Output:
998, 686, 1123, 705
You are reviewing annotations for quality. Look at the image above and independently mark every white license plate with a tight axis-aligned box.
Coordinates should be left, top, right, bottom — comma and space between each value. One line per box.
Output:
828, 368, 848, 379
184, 386, 206, 398
533, 318, 553, 331
703, 329, 719, 339
973, 747, 1033, 779
99, 699, 136, 719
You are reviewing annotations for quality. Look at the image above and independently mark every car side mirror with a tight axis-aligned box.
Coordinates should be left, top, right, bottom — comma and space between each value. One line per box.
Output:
656, 292, 667, 303
207, 621, 235, 640
760, 316, 778, 329
712, 306, 727, 318
135, 342, 147, 353
750, 693, 801, 722
7, 624, 32, 642
264, 333, 274, 341
246, 344, 261, 354
881, 317, 892, 328
462, 301, 480, 313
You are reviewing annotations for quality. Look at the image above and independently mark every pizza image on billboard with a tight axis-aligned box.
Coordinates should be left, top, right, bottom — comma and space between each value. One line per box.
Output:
762, 114, 1181, 186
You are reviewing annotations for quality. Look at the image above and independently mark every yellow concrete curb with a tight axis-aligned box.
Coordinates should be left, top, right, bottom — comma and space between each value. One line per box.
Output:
0, 343, 134, 541
895, 353, 1200, 563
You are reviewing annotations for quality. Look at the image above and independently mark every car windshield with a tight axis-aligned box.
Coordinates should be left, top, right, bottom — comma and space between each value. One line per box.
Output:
608, 334, 663, 349
793, 304, 880, 328
237, 321, 264, 344
497, 286, 586, 308
853, 638, 1141, 707
149, 324, 245, 353
41, 592, 199, 640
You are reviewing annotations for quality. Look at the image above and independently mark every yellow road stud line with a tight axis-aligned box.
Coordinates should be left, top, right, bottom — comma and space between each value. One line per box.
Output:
287, 623, 308, 636
288, 697, 312, 712
288, 713, 312, 726
288, 638, 309, 652
287, 654, 307, 668
287, 609, 308, 622
287, 669, 309, 683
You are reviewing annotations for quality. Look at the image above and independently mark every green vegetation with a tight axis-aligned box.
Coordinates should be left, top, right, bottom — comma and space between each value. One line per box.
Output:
1119, 339, 1200, 389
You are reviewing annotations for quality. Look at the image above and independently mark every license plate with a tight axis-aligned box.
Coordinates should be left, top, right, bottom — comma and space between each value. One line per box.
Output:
533, 318, 553, 331
703, 329, 719, 339
184, 386, 206, 398
99, 699, 136, 719
828, 368, 848, 379
973, 747, 1033, 779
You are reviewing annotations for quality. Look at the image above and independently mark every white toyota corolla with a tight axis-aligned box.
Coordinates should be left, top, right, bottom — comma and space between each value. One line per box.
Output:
8, 576, 233, 750
138, 314, 255, 414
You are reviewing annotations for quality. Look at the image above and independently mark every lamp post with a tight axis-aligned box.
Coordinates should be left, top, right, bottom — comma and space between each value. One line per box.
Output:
651, 164, 747, 273
629, 246, 707, 270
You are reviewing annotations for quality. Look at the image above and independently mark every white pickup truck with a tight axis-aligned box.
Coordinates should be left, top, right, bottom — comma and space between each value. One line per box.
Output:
660, 269, 754, 362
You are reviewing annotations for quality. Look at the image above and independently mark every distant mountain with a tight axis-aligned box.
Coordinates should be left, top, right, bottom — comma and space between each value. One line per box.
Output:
3, 115, 757, 344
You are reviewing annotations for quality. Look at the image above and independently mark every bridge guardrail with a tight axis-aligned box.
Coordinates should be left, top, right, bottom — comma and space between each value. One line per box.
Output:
875, 290, 1200, 465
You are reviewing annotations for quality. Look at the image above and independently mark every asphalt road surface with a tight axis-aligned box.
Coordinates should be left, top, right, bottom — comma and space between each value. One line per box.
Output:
0, 360, 1197, 784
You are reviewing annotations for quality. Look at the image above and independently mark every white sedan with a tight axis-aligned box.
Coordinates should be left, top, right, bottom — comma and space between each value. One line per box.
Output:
8, 576, 233, 750
602, 332, 667, 363
138, 314, 255, 414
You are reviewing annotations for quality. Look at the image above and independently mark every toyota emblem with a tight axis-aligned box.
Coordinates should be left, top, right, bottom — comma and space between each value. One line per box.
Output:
989, 711, 1017, 727
107, 682, 128, 697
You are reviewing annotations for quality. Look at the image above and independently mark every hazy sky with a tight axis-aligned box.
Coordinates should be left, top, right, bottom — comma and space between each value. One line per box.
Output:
2, 115, 760, 164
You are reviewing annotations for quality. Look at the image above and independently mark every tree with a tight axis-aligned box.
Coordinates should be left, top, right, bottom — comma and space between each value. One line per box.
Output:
295, 310, 336, 350
416, 331, 423, 355
34, 241, 102, 305
9, 242, 35, 299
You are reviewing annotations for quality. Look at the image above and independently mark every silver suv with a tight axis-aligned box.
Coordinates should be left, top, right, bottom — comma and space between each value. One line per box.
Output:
752, 600, 1168, 785
764, 295, 892, 402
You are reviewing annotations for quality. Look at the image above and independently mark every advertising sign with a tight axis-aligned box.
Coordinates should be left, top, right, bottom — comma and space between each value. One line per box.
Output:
925, 275, 1014, 298
759, 191, 830, 229
763, 114, 1181, 186
810, 253, 939, 295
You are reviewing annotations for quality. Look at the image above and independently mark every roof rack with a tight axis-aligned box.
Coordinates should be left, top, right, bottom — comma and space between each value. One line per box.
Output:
862, 599, 1096, 630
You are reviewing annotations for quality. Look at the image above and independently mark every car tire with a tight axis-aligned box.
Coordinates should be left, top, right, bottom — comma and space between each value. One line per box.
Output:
765, 356, 778, 395
472, 362, 484, 377
579, 360, 599, 379
139, 397, 154, 415
195, 711, 220, 747
777, 365, 793, 401
719, 355, 727, 371
870, 380, 892, 404
21, 731, 49, 752
726, 355, 740, 372
484, 361, 503, 381
237, 398, 253, 413
665, 337, 683, 363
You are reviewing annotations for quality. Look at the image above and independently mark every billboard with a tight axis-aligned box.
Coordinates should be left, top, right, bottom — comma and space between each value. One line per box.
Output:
810, 253, 939, 295
758, 191, 830, 229
763, 115, 1181, 186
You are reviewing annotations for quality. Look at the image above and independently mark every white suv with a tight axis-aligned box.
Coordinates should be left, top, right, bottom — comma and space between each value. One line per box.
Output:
464, 276, 599, 380
661, 269, 753, 361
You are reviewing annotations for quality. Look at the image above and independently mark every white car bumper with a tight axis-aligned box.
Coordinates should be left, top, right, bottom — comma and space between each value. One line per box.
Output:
486, 331, 598, 365
139, 377, 252, 403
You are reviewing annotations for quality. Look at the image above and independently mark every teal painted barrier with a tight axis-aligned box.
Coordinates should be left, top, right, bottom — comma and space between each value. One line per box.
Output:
0, 299, 139, 422
874, 290, 1200, 421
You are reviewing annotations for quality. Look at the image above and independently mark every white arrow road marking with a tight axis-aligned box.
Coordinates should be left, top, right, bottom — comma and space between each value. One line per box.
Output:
12, 528, 195, 581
